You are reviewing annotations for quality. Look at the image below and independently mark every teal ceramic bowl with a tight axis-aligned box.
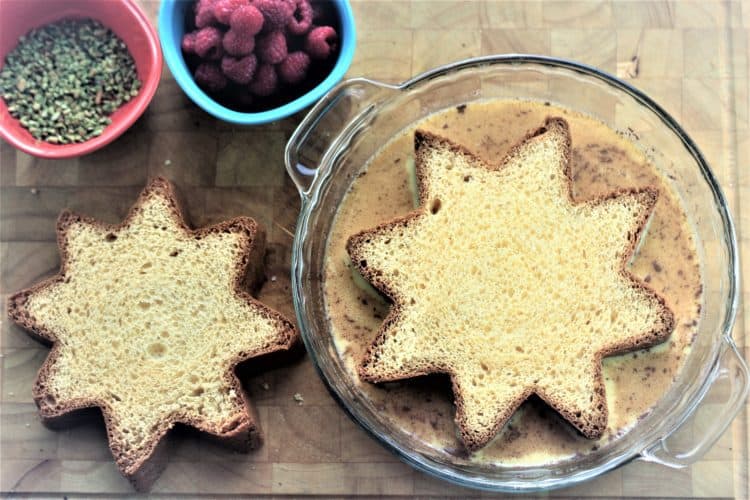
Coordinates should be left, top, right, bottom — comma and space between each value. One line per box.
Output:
158, 0, 355, 125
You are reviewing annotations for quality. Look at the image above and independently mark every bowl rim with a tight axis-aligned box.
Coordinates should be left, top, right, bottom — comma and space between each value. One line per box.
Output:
289, 54, 741, 492
158, 0, 356, 125
0, 0, 163, 159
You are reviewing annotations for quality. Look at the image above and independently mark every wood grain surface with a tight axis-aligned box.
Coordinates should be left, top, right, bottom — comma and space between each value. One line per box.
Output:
1, 0, 748, 497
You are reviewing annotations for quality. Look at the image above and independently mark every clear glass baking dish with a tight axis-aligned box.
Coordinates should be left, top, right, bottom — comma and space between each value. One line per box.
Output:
284, 55, 749, 492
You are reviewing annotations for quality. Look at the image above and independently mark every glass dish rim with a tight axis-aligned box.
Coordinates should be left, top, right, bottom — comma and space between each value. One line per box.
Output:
289, 54, 741, 492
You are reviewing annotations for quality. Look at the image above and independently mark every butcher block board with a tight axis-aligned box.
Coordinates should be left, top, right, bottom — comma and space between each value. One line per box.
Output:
1, 0, 748, 497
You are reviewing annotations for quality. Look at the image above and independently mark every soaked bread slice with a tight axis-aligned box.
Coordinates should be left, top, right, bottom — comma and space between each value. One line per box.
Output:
347, 118, 674, 450
8, 177, 297, 490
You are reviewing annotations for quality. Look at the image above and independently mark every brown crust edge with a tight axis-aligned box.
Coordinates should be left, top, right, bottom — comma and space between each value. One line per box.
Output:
6, 176, 298, 491
346, 117, 675, 451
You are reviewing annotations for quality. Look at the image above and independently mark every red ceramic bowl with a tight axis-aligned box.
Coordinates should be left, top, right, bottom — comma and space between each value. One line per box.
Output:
0, 0, 162, 159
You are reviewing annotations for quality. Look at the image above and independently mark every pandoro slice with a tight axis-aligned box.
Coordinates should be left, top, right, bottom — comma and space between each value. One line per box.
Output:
347, 117, 675, 451
7, 177, 297, 490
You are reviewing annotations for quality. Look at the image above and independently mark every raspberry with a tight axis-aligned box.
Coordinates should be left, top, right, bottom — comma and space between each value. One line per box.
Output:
253, 0, 293, 32
304, 26, 337, 60
229, 5, 264, 36
181, 31, 197, 54
194, 26, 224, 60
249, 63, 278, 96
194, 63, 227, 92
278, 51, 310, 84
256, 30, 287, 64
287, 0, 312, 35
222, 29, 255, 56
194, 0, 217, 28
221, 54, 257, 84
212, 0, 246, 24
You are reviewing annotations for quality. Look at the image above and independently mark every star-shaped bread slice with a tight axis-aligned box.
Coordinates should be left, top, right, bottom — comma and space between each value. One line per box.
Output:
347, 118, 675, 451
7, 177, 297, 490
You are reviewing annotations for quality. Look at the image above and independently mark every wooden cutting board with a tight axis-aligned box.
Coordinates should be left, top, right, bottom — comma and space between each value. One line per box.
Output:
1, 0, 748, 497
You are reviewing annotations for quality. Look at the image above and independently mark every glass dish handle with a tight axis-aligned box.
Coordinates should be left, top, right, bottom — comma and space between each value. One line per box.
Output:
639, 338, 749, 468
284, 78, 396, 199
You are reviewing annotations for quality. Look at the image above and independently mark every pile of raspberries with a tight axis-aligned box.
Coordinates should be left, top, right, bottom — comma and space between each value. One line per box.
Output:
182, 0, 339, 109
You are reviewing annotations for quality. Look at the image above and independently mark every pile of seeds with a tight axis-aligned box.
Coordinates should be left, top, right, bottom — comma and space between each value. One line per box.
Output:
0, 18, 141, 144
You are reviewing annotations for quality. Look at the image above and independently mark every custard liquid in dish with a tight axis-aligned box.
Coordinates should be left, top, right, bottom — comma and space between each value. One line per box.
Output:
323, 99, 703, 465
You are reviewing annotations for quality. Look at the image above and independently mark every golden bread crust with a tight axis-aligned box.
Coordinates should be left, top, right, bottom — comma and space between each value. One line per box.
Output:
7, 177, 297, 490
347, 118, 674, 450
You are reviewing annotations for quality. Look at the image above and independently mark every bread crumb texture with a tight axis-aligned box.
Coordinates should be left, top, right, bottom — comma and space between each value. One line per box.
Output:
347, 118, 674, 451
7, 177, 296, 489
